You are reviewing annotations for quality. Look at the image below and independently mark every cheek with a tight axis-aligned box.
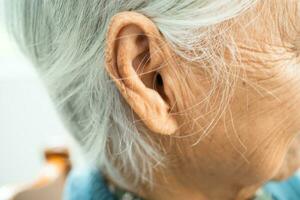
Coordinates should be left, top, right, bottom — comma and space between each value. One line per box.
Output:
209, 121, 292, 185
273, 135, 300, 180
239, 135, 293, 184
224, 79, 300, 184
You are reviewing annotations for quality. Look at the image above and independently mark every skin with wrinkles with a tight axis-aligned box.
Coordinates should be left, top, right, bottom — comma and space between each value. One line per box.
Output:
5, 0, 300, 199
105, 1, 300, 200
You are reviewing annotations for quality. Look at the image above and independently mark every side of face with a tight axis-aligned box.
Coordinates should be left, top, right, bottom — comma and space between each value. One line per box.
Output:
165, 0, 300, 193
104, 0, 300, 198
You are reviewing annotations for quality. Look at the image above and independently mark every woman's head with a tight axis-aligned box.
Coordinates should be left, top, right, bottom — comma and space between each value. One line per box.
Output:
5, 0, 300, 199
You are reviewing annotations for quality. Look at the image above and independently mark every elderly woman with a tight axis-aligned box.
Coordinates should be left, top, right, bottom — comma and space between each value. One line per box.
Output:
5, 0, 300, 199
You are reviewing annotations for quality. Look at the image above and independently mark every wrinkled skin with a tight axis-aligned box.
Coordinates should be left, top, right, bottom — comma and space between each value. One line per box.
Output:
105, 1, 300, 199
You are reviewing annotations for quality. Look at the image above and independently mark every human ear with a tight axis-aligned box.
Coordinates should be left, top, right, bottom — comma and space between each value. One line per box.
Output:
105, 11, 178, 135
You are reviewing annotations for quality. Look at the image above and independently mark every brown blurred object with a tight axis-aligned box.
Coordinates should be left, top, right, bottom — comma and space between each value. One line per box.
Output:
0, 147, 71, 200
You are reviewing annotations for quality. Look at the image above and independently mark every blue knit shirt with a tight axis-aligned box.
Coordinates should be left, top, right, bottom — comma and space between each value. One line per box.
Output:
64, 166, 116, 200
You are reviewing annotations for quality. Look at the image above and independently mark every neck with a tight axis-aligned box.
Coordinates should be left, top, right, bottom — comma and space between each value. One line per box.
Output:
137, 171, 259, 200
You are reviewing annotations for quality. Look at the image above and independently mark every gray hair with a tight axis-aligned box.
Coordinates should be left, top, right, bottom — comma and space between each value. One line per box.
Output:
5, 0, 257, 188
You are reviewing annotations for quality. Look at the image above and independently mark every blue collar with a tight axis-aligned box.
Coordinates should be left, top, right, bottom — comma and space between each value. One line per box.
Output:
262, 171, 300, 200
64, 166, 116, 200
63, 165, 141, 200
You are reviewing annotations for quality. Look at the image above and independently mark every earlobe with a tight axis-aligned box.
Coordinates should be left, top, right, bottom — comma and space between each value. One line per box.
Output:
105, 12, 178, 135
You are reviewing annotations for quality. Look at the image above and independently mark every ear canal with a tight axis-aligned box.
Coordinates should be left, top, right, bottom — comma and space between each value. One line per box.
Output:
155, 73, 163, 87
154, 72, 169, 105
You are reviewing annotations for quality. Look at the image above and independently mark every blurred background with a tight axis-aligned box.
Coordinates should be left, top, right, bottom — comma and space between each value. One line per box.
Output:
0, 0, 82, 188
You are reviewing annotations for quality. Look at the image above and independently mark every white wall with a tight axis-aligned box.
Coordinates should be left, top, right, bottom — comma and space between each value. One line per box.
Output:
0, 1, 82, 187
